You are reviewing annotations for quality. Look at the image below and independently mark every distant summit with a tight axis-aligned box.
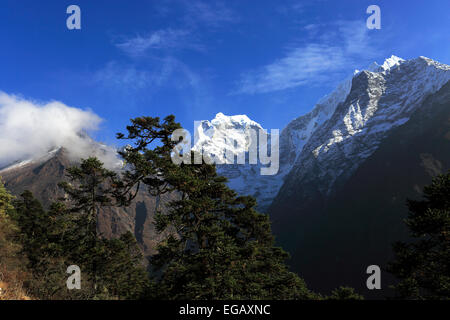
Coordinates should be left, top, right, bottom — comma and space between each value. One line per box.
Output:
0, 146, 174, 260
182, 55, 450, 297
192, 56, 450, 213
2, 55, 449, 297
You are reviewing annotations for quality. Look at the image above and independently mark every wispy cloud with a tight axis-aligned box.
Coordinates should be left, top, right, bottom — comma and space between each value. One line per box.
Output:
91, 57, 206, 101
116, 29, 201, 57
183, 0, 238, 28
93, 61, 152, 89
92, 58, 182, 94
238, 44, 347, 94
276, 0, 324, 16
116, 1, 237, 58
105, 0, 236, 106
236, 20, 382, 94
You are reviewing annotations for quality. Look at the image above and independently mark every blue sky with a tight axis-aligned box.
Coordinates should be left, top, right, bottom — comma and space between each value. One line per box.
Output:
0, 0, 449, 147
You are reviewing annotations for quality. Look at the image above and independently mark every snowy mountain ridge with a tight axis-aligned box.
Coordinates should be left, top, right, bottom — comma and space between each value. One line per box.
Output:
2, 55, 449, 212
0, 147, 62, 173
0, 138, 123, 174
282, 55, 450, 199
193, 55, 450, 210
192, 112, 264, 164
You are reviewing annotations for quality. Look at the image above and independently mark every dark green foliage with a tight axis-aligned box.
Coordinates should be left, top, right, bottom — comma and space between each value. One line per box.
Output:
0, 179, 21, 265
58, 157, 150, 299
116, 115, 315, 300
326, 287, 364, 300
10, 158, 150, 299
60, 157, 118, 212
12, 192, 94, 299
12, 191, 53, 270
0, 179, 30, 299
59, 157, 118, 243
95, 232, 150, 299
58, 157, 117, 293
388, 171, 450, 300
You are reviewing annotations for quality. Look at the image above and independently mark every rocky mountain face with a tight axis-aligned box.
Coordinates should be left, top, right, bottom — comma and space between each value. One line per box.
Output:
192, 112, 281, 209
275, 56, 449, 204
193, 55, 450, 297
1, 55, 448, 297
0, 148, 173, 259
195, 56, 450, 213
268, 57, 450, 297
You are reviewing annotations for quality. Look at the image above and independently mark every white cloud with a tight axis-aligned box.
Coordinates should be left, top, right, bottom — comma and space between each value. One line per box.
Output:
93, 61, 153, 89
116, 29, 200, 57
183, 0, 237, 27
0, 92, 120, 169
238, 44, 348, 94
236, 20, 381, 94
116, 1, 237, 58
92, 56, 192, 93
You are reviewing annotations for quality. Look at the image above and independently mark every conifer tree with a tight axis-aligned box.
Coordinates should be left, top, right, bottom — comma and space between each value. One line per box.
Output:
12, 191, 93, 299
59, 157, 117, 241
116, 115, 315, 300
388, 172, 450, 299
0, 179, 29, 299
0, 178, 14, 212
59, 157, 118, 292
96, 232, 150, 299
12, 191, 50, 270
326, 287, 364, 300
59, 157, 150, 299
0, 178, 17, 266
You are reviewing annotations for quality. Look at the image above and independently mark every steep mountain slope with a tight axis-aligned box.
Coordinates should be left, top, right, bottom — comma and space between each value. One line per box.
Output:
196, 56, 450, 215
193, 76, 353, 211
194, 56, 450, 297
193, 113, 279, 209
0, 148, 172, 258
1, 55, 448, 298
269, 61, 450, 297
277, 56, 449, 203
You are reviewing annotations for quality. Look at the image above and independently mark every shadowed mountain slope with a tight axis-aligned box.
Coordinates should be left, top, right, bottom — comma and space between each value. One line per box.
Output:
270, 80, 450, 298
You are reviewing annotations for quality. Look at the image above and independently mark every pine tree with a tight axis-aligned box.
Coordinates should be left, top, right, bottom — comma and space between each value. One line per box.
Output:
0, 178, 14, 212
326, 287, 364, 300
59, 157, 150, 299
116, 115, 315, 300
0, 179, 30, 299
12, 190, 50, 270
59, 157, 118, 241
7, 160, 149, 300
96, 232, 150, 299
12, 192, 94, 299
388, 172, 450, 299
59, 157, 118, 293
0, 178, 17, 268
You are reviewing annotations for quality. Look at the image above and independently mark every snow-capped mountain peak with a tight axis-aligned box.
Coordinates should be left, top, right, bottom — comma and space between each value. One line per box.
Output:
2, 56, 448, 214
0, 139, 123, 174
211, 112, 262, 129
0, 147, 62, 173
191, 56, 450, 211
193, 112, 265, 165
284, 55, 450, 197
357, 55, 405, 75
377, 54, 405, 72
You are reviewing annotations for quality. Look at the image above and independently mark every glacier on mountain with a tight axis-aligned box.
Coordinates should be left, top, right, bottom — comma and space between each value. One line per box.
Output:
194, 56, 450, 211
2, 56, 449, 213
